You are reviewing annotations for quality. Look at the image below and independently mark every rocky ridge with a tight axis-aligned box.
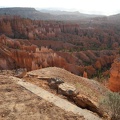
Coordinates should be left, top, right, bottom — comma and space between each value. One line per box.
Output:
25, 67, 110, 118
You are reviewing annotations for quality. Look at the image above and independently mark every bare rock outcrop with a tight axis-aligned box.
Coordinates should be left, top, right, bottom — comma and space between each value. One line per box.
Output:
26, 67, 108, 117
73, 94, 99, 114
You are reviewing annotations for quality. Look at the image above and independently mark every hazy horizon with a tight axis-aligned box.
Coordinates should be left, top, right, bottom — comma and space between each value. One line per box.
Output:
0, 0, 120, 15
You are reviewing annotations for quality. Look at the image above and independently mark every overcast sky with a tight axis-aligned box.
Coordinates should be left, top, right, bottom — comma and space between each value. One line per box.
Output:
0, 0, 120, 15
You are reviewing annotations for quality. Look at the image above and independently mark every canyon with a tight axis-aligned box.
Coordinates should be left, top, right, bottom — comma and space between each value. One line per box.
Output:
0, 8, 120, 120
0, 15, 120, 92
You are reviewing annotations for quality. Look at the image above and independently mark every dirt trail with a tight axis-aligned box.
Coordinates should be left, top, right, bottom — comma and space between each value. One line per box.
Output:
11, 76, 101, 120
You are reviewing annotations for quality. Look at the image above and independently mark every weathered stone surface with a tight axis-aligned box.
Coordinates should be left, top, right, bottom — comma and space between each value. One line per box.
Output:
73, 94, 105, 117
15, 68, 27, 78
58, 83, 78, 96
74, 94, 97, 109
48, 78, 64, 89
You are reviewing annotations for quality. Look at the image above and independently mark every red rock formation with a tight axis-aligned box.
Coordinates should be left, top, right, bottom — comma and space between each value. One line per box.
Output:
109, 57, 120, 92
83, 71, 88, 78
0, 16, 120, 54
85, 66, 96, 78
0, 21, 13, 36
94, 55, 115, 70
94, 61, 101, 70
103, 70, 109, 77
0, 36, 76, 74
0, 35, 117, 79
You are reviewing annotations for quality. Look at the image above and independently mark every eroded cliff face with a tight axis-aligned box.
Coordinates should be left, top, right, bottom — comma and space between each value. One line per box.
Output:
0, 35, 116, 79
109, 57, 120, 92
0, 35, 67, 71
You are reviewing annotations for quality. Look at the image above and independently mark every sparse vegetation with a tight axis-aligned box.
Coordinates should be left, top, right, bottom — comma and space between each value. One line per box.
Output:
75, 82, 98, 99
100, 92, 120, 120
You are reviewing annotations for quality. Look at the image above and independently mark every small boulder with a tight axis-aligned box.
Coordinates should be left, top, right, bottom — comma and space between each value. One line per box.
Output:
48, 77, 64, 89
15, 68, 27, 78
73, 94, 104, 117
58, 82, 78, 96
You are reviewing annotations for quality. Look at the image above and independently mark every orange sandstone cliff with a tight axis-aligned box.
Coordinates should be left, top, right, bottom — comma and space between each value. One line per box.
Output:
109, 57, 120, 92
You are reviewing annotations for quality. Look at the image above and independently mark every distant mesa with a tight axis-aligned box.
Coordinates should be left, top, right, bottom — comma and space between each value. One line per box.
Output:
0, 7, 53, 20
0, 7, 111, 21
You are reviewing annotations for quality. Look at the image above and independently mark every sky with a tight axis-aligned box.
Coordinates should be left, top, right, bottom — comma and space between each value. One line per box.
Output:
0, 0, 120, 15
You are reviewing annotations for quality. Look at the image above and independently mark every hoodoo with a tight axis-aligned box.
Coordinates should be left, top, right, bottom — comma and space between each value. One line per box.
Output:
109, 57, 120, 92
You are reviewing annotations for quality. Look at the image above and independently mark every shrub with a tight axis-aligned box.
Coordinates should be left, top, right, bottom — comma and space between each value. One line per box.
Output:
100, 92, 120, 120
